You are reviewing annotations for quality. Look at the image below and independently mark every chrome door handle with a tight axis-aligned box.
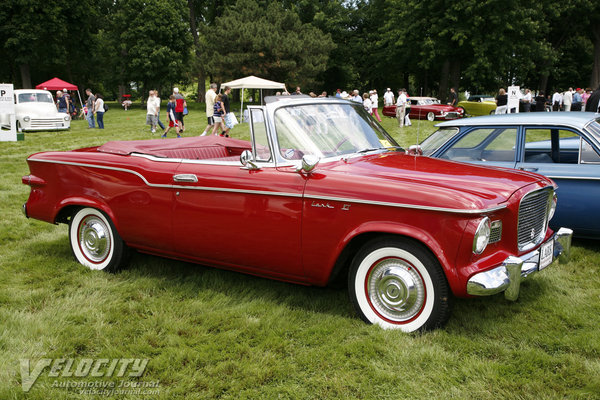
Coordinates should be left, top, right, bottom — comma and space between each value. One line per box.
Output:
173, 174, 198, 183
519, 167, 538, 172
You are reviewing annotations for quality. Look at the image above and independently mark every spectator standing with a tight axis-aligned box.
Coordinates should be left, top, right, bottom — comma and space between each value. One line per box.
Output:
585, 86, 600, 112
146, 90, 159, 133
162, 95, 181, 138
56, 91, 68, 113
495, 88, 508, 114
383, 88, 394, 106
292, 86, 302, 95
522, 89, 532, 112
563, 87, 573, 111
94, 93, 105, 129
582, 88, 592, 111
552, 90, 563, 111
351, 90, 362, 103
396, 89, 407, 128
448, 87, 458, 106
202, 83, 218, 136
155, 91, 165, 130
404, 90, 412, 126
85, 88, 95, 128
211, 94, 226, 136
335, 89, 342, 98
572, 88, 583, 111
173, 87, 186, 134
363, 93, 372, 114
222, 86, 233, 137
370, 89, 382, 122
534, 91, 547, 112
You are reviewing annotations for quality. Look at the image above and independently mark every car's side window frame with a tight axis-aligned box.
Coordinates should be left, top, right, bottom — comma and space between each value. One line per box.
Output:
520, 125, 598, 165
436, 125, 519, 163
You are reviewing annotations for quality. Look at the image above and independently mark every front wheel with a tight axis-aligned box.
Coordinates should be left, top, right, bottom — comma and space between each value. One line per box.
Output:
348, 237, 451, 332
426, 112, 436, 121
69, 207, 127, 272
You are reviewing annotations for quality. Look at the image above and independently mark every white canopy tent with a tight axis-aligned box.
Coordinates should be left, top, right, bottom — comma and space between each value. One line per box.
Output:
220, 76, 286, 122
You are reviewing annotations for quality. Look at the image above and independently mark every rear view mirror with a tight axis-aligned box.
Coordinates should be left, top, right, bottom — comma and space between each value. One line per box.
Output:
240, 150, 260, 170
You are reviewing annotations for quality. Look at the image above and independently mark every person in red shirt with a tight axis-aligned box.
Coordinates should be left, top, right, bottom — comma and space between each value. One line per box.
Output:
172, 87, 186, 134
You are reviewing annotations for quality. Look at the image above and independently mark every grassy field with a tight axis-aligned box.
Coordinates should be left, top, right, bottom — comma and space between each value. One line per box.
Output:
1, 102, 599, 399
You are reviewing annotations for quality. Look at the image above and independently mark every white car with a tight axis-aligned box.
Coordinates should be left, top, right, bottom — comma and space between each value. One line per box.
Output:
5, 89, 71, 132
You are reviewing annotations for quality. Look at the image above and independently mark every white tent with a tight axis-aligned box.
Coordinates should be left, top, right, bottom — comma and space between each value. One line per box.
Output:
220, 76, 286, 122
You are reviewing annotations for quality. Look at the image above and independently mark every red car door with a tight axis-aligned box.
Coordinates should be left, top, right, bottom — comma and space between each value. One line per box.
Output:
171, 108, 306, 281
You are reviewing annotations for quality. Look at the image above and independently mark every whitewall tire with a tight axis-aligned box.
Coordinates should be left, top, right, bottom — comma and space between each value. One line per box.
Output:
349, 238, 451, 332
69, 207, 126, 272
426, 112, 435, 121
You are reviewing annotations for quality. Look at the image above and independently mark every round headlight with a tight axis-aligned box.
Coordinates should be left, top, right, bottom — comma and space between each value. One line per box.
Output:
473, 217, 491, 254
64, 115, 70, 121
23, 116, 30, 122
548, 193, 557, 221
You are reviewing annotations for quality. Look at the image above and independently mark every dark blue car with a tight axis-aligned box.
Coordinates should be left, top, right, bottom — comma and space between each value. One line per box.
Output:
418, 112, 600, 238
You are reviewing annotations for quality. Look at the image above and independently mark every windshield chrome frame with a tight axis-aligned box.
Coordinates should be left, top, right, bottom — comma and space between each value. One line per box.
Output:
259, 98, 400, 167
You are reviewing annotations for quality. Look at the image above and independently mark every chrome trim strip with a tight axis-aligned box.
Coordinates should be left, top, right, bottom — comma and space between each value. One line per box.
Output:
30, 158, 507, 214
305, 194, 507, 214
546, 175, 600, 181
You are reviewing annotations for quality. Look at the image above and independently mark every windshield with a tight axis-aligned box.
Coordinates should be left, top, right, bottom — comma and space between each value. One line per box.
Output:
419, 127, 460, 156
18, 92, 54, 103
274, 103, 400, 160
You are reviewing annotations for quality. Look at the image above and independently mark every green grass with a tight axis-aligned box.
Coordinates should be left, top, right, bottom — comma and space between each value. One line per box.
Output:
1, 103, 599, 399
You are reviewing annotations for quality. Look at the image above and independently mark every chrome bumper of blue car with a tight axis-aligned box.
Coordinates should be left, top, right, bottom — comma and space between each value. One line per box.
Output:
467, 227, 573, 300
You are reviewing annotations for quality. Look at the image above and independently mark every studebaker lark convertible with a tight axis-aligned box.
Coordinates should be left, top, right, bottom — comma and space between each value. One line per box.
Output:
22, 97, 572, 332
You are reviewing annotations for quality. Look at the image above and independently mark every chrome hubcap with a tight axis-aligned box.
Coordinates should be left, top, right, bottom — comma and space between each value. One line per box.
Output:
78, 216, 110, 263
367, 258, 425, 322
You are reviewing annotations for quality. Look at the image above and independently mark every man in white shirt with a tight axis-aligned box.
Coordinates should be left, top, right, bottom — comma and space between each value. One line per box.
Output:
351, 90, 362, 103
522, 89, 532, 112
396, 89, 407, 127
383, 88, 394, 106
563, 87, 573, 112
202, 83, 218, 136
552, 91, 563, 111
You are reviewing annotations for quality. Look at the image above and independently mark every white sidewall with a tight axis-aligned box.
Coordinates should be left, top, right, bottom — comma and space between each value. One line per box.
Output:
354, 247, 435, 332
70, 208, 115, 270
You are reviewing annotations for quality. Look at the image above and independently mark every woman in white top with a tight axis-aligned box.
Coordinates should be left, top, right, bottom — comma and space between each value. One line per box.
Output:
370, 89, 382, 122
94, 94, 105, 129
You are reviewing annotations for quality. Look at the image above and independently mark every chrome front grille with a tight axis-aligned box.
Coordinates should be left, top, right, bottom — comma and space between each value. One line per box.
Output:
31, 118, 65, 128
517, 188, 552, 251
444, 112, 461, 119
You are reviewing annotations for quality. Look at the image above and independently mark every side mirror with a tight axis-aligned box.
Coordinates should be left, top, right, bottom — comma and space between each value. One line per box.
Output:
298, 154, 319, 173
407, 145, 423, 156
240, 150, 260, 170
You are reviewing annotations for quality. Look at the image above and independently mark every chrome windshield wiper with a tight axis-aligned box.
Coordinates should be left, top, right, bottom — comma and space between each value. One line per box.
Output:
356, 146, 403, 154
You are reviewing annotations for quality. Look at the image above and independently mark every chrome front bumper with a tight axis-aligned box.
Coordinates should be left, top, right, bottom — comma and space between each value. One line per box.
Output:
467, 227, 573, 300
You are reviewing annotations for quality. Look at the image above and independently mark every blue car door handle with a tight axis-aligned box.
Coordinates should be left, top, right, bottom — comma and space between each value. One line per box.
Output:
519, 167, 538, 172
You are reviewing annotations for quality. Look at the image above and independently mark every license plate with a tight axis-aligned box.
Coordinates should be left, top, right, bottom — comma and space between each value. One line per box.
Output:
539, 240, 554, 270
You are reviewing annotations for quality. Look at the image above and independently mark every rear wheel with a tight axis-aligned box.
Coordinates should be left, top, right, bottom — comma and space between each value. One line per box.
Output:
348, 237, 451, 332
69, 207, 127, 272
489, 110, 496, 115
426, 112, 436, 121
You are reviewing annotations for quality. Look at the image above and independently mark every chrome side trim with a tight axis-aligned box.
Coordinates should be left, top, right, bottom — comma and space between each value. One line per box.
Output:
305, 194, 507, 214
29, 158, 507, 214
546, 175, 600, 181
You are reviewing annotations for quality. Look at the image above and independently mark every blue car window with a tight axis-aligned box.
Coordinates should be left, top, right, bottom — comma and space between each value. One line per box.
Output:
524, 128, 580, 164
442, 127, 517, 162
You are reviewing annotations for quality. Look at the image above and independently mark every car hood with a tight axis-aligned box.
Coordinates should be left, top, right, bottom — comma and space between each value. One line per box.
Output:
309, 152, 550, 212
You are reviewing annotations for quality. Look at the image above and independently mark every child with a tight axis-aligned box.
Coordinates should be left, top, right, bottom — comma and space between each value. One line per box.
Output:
162, 95, 181, 138
211, 94, 226, 136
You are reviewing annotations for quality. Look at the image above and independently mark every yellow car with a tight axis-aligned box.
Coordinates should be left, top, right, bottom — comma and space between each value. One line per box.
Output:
457, 95, 497, 116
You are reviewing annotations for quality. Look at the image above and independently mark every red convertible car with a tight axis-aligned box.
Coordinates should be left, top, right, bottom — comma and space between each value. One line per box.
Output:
383, 97, 465, 121
22, 97, 572, 332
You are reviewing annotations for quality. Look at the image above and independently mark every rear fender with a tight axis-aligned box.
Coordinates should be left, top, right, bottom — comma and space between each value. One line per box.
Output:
53, 197, 119, 231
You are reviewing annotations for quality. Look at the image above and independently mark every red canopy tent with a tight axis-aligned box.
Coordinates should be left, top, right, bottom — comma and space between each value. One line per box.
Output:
35, 77, 83, 109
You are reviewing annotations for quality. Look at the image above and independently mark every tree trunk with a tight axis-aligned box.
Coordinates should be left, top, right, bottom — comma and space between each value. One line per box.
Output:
438, 59, 450, 103
539, 73, 549, 95
188, 0, 206, 102
591, 23, 600, 89
20, 64, 32, 89
449, 59, 461, 92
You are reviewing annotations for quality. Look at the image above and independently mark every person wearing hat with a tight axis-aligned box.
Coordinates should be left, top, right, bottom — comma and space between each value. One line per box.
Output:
383, 88, 394, 107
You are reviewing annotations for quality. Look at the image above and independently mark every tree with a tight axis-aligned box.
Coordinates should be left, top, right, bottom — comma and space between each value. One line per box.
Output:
106, 0, 193, 98
203, 0, 335, 88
